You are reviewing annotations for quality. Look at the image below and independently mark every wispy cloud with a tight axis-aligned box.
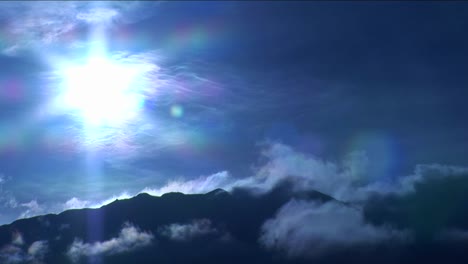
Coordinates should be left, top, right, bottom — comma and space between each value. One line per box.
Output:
63, 197, 90, 210
67, 223, 153, 262
63, 192, 133, 211
27, 241, 48, 259
0, 232, 48, 264
19, 200, 45, 219
76, 7, 118, 24
437, 229, 468, 241
159, 219, 221, 242
142, 171, 231, 196
11, 232, 24, 246
0, 175, 18, 211
143, 143, 468, 203
139, 143, 376, 202
0, 1, 159, 55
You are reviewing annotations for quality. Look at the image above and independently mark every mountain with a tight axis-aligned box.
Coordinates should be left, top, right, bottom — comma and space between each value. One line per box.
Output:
2, 180, 468, 264
0, 183, 333, 264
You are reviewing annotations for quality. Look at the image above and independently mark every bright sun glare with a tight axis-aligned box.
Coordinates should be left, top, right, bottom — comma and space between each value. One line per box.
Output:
60, 55, 144, 126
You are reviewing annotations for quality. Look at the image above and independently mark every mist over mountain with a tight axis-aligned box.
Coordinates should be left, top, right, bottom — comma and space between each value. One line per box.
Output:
2, 178, 468, 264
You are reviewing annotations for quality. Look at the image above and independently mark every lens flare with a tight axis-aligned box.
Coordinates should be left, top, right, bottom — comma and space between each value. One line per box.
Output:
170, 104, 183, 118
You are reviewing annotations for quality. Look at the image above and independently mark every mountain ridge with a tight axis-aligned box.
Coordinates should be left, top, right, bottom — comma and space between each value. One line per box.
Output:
0, 183, 335, 264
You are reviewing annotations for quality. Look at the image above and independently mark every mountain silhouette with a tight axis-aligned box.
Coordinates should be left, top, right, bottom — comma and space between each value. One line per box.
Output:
3, 180, 467, 264
0, 182, 334, 264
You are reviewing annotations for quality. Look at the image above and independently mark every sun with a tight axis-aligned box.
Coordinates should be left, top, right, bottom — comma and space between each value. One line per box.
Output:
59, 55, 145, 126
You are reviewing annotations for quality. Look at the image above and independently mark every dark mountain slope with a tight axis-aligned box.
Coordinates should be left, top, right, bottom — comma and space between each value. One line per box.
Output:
0, 182, 333, 264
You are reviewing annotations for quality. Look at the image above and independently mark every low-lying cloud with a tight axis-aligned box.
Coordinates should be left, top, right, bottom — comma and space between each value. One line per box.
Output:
144, 143, 468, 204
143, 171, 232, 196
0, 232, 48, 264
67, 223, 153, 262
159, 219, 220, 242
259, 199, 408, 257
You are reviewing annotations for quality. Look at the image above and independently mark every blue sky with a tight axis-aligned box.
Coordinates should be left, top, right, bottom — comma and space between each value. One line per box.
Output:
0, 1, 467, 224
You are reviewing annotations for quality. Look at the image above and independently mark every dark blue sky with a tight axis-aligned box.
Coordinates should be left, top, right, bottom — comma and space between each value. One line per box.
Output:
0, 1, 467, 224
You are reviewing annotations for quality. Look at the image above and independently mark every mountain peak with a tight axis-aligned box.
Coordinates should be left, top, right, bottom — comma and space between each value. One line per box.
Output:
135, 192, 153, 199
205, 188, 229, 196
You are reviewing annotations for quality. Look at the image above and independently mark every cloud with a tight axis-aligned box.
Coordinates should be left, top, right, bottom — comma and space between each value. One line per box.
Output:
8, 142, 468, 235
143, 143, 468, 205
159, 219, 220, 241
0, 245, 23, 264
0, 175, 17, 210
364, 165, 468, 240
11, 232, 24, 246
67, 223, 153, 262
0, 1, 159, 54
62, 192, 133, 211
142, 171, 232, 196
0, 234, 48, 264
259, 199, 408, 258
138, 143, 389, 202
76, 7, 119, 24
232, 143, 372, 200
19, 200, 45, 219
137, 143, 391, 202
397, 164, 468, 194
27, 241, 48, 259
437, 229, 468, 241
63, 197, 90, 210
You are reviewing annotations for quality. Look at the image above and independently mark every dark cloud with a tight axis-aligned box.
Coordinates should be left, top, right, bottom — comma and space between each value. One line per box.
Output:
364, 166, 468, 241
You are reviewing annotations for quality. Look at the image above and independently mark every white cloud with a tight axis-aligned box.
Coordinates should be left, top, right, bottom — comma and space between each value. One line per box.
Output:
259, 199, 408, 257
142, 171, 232, 196
139, 143, 387, 202
64, 197, 90, 210
19, 200, 45, 219
90, 192, 134, 208
159, 219, 219, 241
234, 143, 365, 199
76, 8, 119, 24
138, 143, 390, 202
62, 192, 133, 211
67, 223, 153, 262
27, 241, 48, 258
148, 143, 468, 204
11, 232, 24, 246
